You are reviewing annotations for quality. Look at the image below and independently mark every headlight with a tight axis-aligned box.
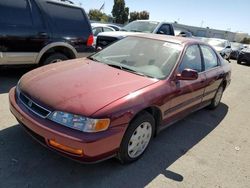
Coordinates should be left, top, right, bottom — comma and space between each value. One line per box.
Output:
48, 111, 110, 133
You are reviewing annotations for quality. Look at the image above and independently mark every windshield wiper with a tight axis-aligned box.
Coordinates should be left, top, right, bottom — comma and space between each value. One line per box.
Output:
129, 29, 143, 32
106, 63, 153, 78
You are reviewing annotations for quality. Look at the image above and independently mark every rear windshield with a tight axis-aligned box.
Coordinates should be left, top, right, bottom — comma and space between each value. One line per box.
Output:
122, 21, 159, 33
45, 2, 91, 35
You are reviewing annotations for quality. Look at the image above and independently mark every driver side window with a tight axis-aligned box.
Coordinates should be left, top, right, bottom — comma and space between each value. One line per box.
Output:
178, 45, 202, 73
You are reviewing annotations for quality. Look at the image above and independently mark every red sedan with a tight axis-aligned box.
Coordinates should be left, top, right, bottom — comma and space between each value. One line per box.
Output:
9, 34, 231, 163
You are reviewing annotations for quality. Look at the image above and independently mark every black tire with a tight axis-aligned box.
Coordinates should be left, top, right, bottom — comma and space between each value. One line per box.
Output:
237, 59, 241, 64
117, 111, 155, 164
208, 85, 224, 110
42, 53, 68, 65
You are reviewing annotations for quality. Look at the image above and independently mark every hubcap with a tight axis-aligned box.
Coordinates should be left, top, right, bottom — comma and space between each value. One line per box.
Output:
128, 122, 152, 158
214, 87, 223, 106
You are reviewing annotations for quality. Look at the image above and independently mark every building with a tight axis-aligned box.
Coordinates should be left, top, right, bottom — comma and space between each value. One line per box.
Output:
172, 22, 249, 42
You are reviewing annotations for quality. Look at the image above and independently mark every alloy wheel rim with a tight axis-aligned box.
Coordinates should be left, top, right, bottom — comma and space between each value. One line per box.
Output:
128, 122, 152, 158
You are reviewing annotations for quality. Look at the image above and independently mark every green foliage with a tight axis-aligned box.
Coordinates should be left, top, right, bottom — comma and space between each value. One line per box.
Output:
139, 11, 150, 20
241, 37, 250, 44
88, 9, 113, 23
129, 11, 150, 22
129, 11, 140, 22
112, 0, 129, 24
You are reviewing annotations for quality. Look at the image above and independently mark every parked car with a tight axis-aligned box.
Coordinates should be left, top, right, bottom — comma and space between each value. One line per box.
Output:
105, 24, 121, 31
237, 48, 250, 64
230, 42, 244, 60
0, 0, 94, 66
91, 23, 115, 46
198, 38, 232, 61
9, 34, 231, 163
177, 31, 193, 37
96, 20, 175, 49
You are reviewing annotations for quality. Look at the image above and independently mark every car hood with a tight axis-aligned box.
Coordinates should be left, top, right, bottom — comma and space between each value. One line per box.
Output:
19, 58, 159, 117
98, 31, 143, 39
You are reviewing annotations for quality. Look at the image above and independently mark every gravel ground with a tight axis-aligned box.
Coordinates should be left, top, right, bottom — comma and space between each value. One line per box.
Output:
0, 61, 249, 188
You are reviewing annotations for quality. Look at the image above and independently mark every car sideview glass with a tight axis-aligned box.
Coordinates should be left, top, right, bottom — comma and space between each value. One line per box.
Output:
91, 37, 182, 79
200, 45, 218, 70
45, 2, 90, 35
179, 45, 202, 72
123, 21, 159, 33
0, 0, 32, 26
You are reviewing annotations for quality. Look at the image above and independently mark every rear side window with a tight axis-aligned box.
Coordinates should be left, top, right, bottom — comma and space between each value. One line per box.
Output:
103, 27, 114, 32
45, 3, 90, 35
0, 0, 32, 26
200, 45, 218, 70
92, 27, 103, 36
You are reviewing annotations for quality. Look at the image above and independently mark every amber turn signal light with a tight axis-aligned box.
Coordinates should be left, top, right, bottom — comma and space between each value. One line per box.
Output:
48, 139, 83, 156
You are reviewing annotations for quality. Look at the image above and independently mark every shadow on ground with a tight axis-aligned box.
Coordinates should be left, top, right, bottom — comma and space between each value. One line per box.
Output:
0, 104, 228, 188
0, 67, 33, 94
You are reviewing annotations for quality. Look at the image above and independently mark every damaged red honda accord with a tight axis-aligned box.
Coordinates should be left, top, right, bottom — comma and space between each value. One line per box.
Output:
9, 34, 231, 163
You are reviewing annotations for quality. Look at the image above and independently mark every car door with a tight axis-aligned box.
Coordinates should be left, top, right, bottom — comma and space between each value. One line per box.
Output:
200, 45, 224, 103
0, 0, 48, 65
163, 45, 206, 121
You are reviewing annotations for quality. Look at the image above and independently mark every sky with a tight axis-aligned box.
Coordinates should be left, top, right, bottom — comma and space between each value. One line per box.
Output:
73, 0, 250, 34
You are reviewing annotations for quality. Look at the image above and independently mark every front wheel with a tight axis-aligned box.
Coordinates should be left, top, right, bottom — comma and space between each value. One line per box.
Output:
208, 85, 224, 109
118, 111, 155, 164
42, 53, 68, 65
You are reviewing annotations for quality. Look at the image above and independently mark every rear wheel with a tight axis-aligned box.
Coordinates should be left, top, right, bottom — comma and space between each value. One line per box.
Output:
118, 111, 155, 164
42, 53, 68, 65
208, 85, 224, 109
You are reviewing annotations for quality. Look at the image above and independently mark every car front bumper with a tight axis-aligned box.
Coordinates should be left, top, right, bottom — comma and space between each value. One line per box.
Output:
9, 87, 126, 163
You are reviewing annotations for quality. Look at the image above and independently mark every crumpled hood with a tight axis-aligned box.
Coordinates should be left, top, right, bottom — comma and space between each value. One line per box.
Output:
19, 58, 158, 116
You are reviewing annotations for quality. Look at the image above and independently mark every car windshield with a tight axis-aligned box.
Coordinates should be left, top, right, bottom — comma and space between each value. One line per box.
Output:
122, 21, 159, 33
90, 37, 182, 79
207, 39, 226, 48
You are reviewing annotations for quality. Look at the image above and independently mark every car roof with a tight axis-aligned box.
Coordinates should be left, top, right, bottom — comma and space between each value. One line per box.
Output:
131, 20, 172, 24
128, 33, 205, 45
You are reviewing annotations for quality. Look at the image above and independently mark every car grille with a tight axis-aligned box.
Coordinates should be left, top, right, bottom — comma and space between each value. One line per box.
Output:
96, 36, 118, 49
18, 92, 51, 118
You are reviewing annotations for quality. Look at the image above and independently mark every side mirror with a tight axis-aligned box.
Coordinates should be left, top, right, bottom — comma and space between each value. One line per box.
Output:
176, 69, 198, 80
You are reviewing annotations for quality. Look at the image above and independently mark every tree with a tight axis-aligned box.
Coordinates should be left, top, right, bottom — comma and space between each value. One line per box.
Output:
88, 9, 113, 23
112, 0, 129, 24
129, 11, 150, 22
129, 11, 140, 22
139, 11, 149, 20
88, 9, 103, 21
241, 37, 250, 44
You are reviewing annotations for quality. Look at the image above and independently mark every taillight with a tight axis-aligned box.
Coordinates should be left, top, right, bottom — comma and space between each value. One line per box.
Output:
87, 35, 94, 47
